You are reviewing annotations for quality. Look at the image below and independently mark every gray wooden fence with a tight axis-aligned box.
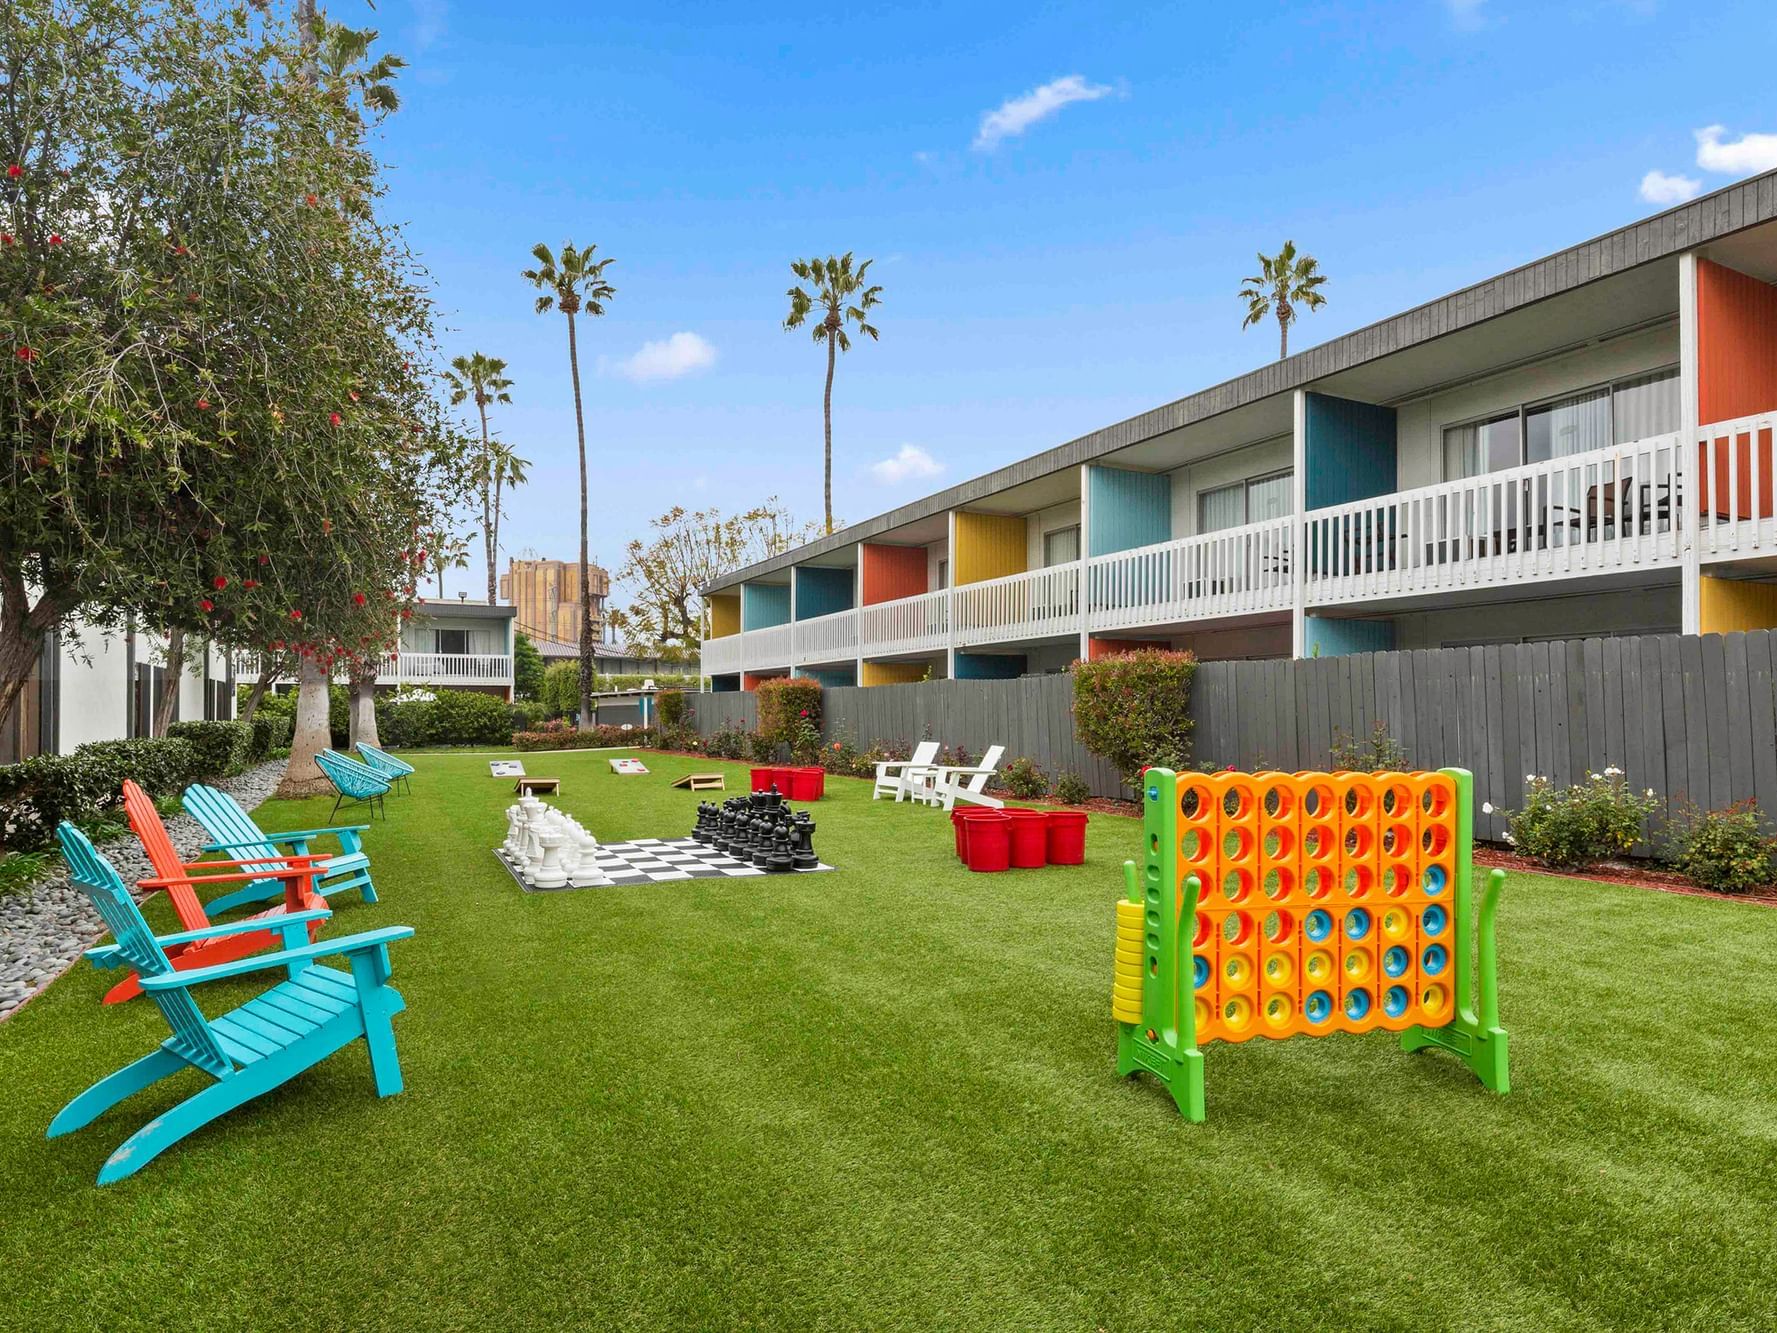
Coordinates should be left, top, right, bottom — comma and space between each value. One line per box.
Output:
682, 630, 1777, 846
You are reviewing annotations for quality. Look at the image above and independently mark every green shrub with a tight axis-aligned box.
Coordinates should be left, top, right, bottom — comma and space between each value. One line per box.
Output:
0, 850, 52, 896
510, 700, 548, 732
755, 678, 821, 752
540, 660, 581, 719
1330, 720, 1409, 772
1000, 757, 1050, 800
1071, 650, 1197, 786
249, 712, 293, 761
707, 723, 748, 760
1664, 800, 1777, 893
1053, 771, 1091, 805
166, 719, 255, 778
745, 729, 778, 763
427, 690, 514, 746
1495, 769, 1660, 869
0, 736, 200, 852
513, 633, 546, 701
658, 688, 688, 728
514, 722, 656, 752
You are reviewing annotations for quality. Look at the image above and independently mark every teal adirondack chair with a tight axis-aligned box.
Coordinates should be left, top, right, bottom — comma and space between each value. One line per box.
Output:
315, 748, 392, 821
50, 822, 413, 1186
182, 783, 377, 917
354, 741, 415, 795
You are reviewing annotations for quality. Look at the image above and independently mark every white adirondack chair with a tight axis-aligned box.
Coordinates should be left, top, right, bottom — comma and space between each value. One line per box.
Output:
872, 741, 942, 802
921, 745, 1008, 811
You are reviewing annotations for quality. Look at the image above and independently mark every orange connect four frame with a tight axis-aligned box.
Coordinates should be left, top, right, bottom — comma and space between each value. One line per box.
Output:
1114, 767, 1509, 1121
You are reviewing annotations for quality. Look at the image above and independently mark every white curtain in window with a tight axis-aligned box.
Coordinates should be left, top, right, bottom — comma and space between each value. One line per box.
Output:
1613, 368, 1680, 443
1247, 473, 1292, 521
1042, 525, 1080, 566
1526, 386, 1611, 463
1197, 483, 1246, 533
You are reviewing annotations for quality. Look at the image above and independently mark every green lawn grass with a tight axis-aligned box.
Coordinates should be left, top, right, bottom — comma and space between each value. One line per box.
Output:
3, 748, 1776, 1329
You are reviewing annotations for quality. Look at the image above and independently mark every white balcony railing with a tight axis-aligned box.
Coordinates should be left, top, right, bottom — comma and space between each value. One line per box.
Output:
953, 564, 1081, 647
1303, 434, 1685, 607
792, 607, 860, 664
1697, 411, 1777, 560
861, 588, 949, 657
387, 652, 513, 685
740, 621, 794, 671
1087, 516, 1294, 630
701, 634, 743, 676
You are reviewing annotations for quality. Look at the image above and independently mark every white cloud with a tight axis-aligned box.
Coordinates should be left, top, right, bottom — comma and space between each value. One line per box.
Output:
973, 75, 1113, 151
604, 331, 717, 385
1443, 0, 1489, 32
1639, 169, 1702, 206
1695, 125, 1777, 176
870, 444, 944, 485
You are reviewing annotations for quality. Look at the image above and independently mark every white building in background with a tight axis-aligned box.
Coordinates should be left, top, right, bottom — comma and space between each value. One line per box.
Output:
2, 622, 235, 763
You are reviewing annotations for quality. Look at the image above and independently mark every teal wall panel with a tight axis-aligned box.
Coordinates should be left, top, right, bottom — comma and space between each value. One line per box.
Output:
741, 582, 792, 630
793, 566, 854, 620
955, 651, 1027, 680
798, 665, 856, 687
710, 674, 742, 693
1304, 393, 1397, 511
1087, 466, 1172, 556
1305, 616, 1395, 658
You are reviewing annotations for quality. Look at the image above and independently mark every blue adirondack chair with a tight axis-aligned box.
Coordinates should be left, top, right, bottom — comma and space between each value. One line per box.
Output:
354, 741, 415, 795
50, 822, 414, 1186
182, 783, 377, 917
315, 748, 392, 821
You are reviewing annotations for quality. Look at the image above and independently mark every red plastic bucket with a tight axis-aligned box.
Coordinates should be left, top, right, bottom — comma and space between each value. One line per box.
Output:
772, 765, 797, 795
955, 808, 1001, 862
749, 766, 775, 793
788, 766, 825, 801
1002, 809, 1050, 868
1045, 810, 1089, 865
962, 812, 1010, 872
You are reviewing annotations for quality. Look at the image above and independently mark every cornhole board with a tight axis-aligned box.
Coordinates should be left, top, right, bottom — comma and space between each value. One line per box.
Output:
609, 758, 649, 775
514, 777, 560, 796
490, 760, 525, 777
670, 773, 726, 791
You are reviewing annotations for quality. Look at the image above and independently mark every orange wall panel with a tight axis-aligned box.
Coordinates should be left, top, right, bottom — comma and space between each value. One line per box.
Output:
1087, 637, 1151, 661
860, 544, 928, 605
1698, 258, 1777, 424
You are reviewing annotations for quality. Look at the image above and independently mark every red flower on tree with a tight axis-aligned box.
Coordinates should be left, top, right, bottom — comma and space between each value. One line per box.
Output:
212, 575, 228, 590
1, 234, 13, 246
288, 608, 303, 621
353, 592, 367, 606
304, 193, 318, 207
329, 411, 342, 428
199, 599, 214, 613
258, 554, 270, 565
196, 398, 210, 410
243, 579, 259, 589
46, 234, 61, 246
15, 345, 36, 361
5, 164, 19, 178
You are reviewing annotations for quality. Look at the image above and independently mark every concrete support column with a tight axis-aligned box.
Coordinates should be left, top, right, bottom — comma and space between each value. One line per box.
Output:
1077, 463, 1092, 661
1679, 251, 1702, 636
945, 510, 958, 680
1291, 389, 1309, 658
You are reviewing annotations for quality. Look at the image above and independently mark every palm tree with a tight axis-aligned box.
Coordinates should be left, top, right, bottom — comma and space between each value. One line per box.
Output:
1239, 241, 1328, 360
427, 533, 472, 599
523, 241, 615, 731
783, 253, 882, 534
485, 438, 530, 604
445, 352, 515, 604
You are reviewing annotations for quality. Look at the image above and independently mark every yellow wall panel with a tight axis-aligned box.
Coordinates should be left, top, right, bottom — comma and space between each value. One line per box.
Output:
709, 593, 741, 638
860, 660, 928, 686
1700, 576, 1777, 633
953, 512, 1028, 586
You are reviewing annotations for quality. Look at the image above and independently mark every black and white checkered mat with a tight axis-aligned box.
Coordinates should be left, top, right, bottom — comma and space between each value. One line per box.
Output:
495, 836, 835, 891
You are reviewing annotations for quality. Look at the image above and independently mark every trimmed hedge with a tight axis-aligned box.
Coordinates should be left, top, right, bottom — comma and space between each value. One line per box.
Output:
1071, 649, 1197, 786
0, 735, 204, 853
166, 720, 255, 778
250, 713, 293, 760
756, 678, 821, 754
514, 724, 656, 752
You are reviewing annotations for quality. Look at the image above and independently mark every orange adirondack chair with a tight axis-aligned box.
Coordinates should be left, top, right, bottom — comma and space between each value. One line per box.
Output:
96, 781, 328, 1005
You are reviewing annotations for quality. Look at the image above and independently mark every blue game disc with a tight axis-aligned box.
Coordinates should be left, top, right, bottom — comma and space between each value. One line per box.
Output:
1193, 955, 1210, 990
1384, 985, 1410, 1017
1306, 990, 1333, 1023
1422, 904, 1448, 936
1422, 943, 1448, 975
1305, 909, 1333, 941
1344, 907, 1372, 940
1344, 989, 1371, 1020
1423, 864, 1447, 895
1383, 945, 1410, 977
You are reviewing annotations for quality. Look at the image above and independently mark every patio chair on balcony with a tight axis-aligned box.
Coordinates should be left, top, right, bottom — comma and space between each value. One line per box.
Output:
872, 741, 941, 803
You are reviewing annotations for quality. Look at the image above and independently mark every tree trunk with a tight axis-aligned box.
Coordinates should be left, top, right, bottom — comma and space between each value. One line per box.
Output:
238, 661, 279, 722
480, 400, 498, 605
152, 627, 185, 736
568, 310, 595, 732
490, 475, 504, 607
822, 334, 836, 535
0, 582, 64, 739
276, 656, 335, 798
348, 661, 380, 748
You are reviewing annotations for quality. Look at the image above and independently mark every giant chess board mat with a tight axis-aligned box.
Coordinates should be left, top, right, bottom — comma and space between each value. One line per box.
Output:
495, 837, 835, 891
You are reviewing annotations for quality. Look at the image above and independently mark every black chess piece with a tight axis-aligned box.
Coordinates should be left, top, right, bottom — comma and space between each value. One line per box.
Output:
765, 826, 794, 873
692, 802, 712, 844
790, 815, 818, 870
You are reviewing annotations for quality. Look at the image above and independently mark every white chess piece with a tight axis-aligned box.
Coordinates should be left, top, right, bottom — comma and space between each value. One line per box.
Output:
532, 830, 568, 888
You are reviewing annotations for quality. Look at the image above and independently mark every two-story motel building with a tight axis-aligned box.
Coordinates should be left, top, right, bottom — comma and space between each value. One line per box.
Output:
702, 172, 1777, 690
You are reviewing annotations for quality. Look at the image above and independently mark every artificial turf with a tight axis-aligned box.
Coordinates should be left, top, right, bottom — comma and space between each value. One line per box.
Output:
2, 747, 1775, 1329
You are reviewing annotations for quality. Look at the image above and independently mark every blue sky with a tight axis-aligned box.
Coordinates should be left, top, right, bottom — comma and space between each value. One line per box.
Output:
368, 0, 1777, 604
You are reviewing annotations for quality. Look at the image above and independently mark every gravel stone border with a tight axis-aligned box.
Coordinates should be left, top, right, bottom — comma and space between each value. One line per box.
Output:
0, 759, 289, 1023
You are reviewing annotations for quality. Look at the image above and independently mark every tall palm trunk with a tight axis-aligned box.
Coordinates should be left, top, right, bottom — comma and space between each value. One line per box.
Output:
477, 397, 498, 605
276, 655, 334, 798
152, 628, 185, 736
1277, 298, 1291, 360
822, 333, 836, 534
490, 473, 505, 606
567, 310, 594, 732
